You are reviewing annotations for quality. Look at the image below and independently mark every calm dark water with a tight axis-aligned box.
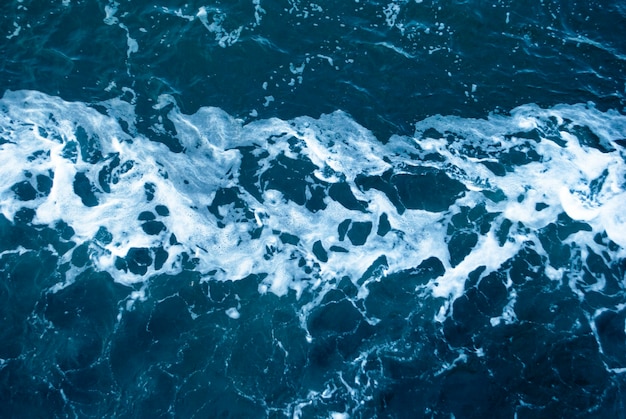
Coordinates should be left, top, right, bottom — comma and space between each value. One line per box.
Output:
1, 0, 626, 417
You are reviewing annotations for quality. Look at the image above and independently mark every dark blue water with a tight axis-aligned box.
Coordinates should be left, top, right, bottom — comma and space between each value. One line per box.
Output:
1, 0, 626, 417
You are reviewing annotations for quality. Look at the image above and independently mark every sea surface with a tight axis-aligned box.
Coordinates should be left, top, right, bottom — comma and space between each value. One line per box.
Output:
1, 0, 626, 417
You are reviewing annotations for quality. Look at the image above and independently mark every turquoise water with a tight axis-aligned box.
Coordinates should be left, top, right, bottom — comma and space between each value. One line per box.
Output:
1, 1, 626, 417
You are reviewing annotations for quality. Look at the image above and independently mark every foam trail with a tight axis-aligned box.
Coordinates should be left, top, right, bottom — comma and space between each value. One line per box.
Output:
1, 91, 625, 310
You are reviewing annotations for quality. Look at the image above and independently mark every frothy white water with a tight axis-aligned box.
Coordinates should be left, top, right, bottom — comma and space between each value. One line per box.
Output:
0, 90, 624, 310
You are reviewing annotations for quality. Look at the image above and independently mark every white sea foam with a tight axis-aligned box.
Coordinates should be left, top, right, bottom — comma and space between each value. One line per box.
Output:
1, 90, 624, 314
197, 6, 243, 47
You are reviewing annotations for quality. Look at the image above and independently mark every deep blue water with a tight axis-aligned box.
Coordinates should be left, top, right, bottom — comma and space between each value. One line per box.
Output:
1, 0, 626, 417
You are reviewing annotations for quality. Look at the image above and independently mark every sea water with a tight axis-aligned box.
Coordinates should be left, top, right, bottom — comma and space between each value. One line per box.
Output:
1, 0, 625, 417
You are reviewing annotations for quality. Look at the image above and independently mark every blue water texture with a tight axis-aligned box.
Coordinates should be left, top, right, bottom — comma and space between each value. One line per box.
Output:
1, 0, 626, 417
